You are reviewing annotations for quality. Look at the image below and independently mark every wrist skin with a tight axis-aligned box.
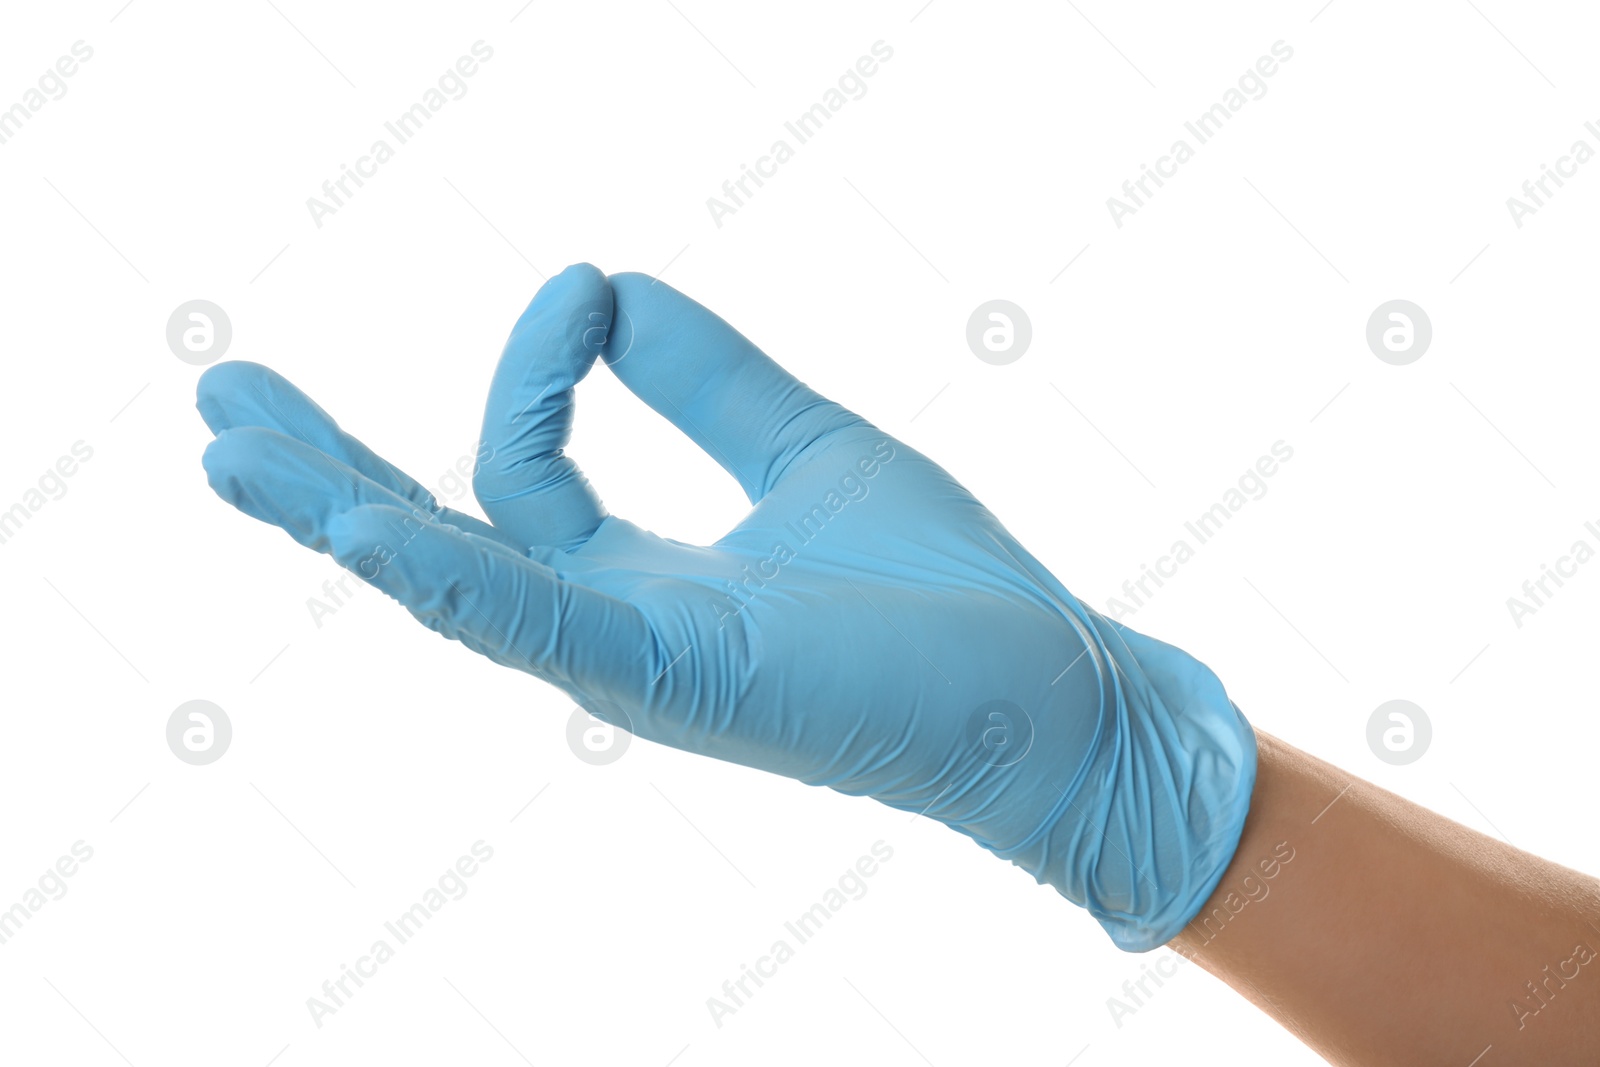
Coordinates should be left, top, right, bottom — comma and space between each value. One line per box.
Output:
1170, 730, 1600, 1066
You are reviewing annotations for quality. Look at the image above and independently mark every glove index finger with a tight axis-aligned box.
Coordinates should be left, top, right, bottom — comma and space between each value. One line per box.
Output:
604, 271, 869, 503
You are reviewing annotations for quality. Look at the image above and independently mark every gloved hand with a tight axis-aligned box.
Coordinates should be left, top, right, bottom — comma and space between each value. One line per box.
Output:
197, 264, 1256, 951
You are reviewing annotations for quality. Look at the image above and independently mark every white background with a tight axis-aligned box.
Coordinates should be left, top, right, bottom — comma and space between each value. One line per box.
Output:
2, 2, 1597, 1064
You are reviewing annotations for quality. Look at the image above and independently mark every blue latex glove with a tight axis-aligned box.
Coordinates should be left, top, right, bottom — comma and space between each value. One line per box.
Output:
197, 264, 1256, 951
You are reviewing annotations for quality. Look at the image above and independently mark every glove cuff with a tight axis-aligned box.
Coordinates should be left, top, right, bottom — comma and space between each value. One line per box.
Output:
1000, 611, 1259, 952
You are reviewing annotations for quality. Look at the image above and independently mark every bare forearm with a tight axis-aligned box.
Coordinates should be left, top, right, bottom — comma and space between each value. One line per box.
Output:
1170, 730, 1600, 1066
